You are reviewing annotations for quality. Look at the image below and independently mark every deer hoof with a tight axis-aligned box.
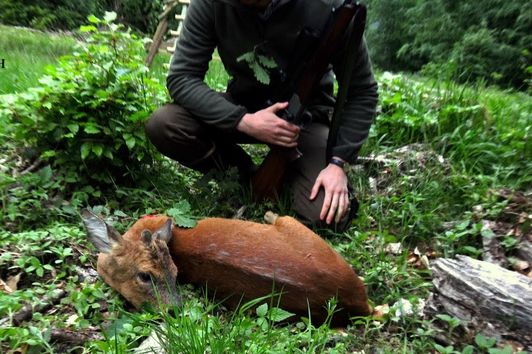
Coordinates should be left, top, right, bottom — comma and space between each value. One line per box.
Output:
264, 211, 278, 225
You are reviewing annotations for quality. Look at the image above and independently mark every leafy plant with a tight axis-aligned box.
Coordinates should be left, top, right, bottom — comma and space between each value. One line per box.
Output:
255, 302, 295, 330
3, 12, 165, 185
237, 48, 278, 85
0, 0, 164, 33
0, 13, 168, 229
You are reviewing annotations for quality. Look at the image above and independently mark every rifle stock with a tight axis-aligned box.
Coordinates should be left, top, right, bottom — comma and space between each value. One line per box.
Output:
251, 147, 292, 200
252, 1, 365, 201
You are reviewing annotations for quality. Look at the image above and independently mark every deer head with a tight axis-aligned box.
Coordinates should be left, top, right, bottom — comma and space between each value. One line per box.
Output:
81, 209, 180, 309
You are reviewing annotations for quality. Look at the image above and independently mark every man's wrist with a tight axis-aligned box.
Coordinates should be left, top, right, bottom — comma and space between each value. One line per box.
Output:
329, 156, 346, 169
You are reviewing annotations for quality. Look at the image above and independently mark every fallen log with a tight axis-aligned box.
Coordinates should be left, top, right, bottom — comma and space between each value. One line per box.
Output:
50, 328, 103, 346
425, 255, 532, 350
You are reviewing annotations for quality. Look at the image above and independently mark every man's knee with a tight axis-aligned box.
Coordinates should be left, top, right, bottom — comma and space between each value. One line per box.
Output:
145, 104, 214, 163
145, 104, 186, 144
292, 190, 358, 232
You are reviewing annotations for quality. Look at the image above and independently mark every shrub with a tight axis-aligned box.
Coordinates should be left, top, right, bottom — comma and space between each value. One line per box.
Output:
0, 0, 164, 33
100, 0, 164, 34
365, 0, 531, 90
373, 73, 531, 185
0, 0, 101, 31
0, 13, 167, 228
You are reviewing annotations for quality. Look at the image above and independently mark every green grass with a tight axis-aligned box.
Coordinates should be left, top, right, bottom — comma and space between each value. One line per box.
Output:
0, 26, 530, 353
0, 25, 76, 94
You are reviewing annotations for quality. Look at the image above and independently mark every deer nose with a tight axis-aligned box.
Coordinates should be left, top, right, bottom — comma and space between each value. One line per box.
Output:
164, 284, 182, 308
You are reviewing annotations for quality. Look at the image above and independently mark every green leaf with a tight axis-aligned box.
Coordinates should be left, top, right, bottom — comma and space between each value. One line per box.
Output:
129, 111, 148, 122
434, 344, 454, 354
251, 62, 270, 85
167, 202, 197, 228
461, 345, 474, 354
256, 303, 268, 317
67, 124, 79, 134
80, 143, 91, 159
172, 215, 197, 229
36, 267, 44, 277
488, 346, 513, 354
104, 12, 118, 23
103, 149, 114, 159
92, 145, 103, 157
84, 124, 100, 134
37, 166, 53, 182
236, 52, 255, 64
257, 54, 277, 69
475, 334, 496, 349
436, 314, 453, 322
481, 228, 496, 238
80, 25, 97, 33
87, 15, 100, 24
95, 90, 110, 99
268, 307, 294, 322
124, 135, 136, 150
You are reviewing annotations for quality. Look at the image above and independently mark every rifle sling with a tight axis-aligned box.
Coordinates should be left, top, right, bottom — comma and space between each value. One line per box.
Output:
326, 4, 367, 162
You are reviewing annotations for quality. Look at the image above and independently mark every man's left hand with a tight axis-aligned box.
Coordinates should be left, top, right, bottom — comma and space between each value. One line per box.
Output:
309, 160, 349, 224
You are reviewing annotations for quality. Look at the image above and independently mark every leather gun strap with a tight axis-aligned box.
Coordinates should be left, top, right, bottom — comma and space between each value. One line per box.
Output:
326, 3, 367, 161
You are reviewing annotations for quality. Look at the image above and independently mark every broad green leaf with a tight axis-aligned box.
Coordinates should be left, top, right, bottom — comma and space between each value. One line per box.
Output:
175, 200, 192, 213
104, 12, 118, 23
172, 215, 197, 229
124, 134, 136, 150
268, 307, 294, 322
475, 334, 496, 349
257, 54, 277, 69
252, 62, 270, 85
84, 125, 100, 134
37, 166, 53, 182
67, 124, 79, 134
129, 111, 148, 122
95, 90, 109, 99
488, 346, 513, 354
256, 303, 268, 317
461, 345, 474, 354
236, 52, 255, 64
80, 25, 97, 32
88, 15, 100, 24
167, 202, 196, 228
80, 143, 91, 159
481, 228, 496, 238
103, 149, 113, 159
92, 145, 103, 157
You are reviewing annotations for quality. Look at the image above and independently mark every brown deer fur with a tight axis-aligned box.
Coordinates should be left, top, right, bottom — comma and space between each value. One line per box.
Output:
83, 210, 371, 325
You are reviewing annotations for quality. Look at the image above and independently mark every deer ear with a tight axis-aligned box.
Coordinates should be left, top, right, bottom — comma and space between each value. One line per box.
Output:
81, 209, 123, 254
141, 230, 152, 244
154, 219, 173, 244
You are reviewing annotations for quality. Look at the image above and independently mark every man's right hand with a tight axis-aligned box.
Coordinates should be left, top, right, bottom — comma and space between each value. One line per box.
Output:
236, 101, 300, 148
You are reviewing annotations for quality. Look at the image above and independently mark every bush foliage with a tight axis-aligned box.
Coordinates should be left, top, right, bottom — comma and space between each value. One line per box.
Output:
0, 0, 163, 33
366, 0, 531, 89
0, 13, 167, 227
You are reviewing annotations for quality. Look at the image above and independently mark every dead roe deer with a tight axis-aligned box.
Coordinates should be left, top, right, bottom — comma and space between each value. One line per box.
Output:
81, 209, 371, 325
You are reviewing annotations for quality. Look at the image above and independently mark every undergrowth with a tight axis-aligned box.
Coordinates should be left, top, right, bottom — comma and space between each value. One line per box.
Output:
0, 15, 530, 354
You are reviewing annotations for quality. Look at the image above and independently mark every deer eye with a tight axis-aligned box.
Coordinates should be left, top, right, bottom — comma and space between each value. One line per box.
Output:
137, 272, 152, 283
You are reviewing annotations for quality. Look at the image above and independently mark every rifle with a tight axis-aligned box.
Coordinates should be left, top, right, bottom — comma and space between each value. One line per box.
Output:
251, 1, 367, 201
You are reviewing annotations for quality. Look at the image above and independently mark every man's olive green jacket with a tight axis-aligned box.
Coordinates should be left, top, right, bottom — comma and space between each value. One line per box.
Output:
167, 0, 378, 163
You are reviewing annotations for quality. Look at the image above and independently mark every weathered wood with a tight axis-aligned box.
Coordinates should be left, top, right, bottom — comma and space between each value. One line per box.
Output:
145, 1, 183, 66
145, 18, 169, 67
425, 255, 532, 350
50, 328, 103, 346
